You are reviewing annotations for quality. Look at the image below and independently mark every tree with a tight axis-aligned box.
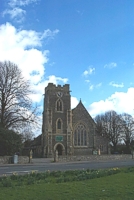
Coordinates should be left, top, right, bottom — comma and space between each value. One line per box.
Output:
22, 127, 35, 142
95, 110, 122, 152
0, 125, 23, 156
120, 113, 134, 153
94, 114, 104, 136
0, 61, 39, 131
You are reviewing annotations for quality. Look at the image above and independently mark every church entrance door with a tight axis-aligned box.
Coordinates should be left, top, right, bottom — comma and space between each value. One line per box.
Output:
56, 144, 62, 155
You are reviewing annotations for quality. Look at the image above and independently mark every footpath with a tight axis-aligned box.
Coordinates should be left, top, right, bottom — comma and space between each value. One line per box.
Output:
32, 154, 133, 164
0, 154, 133, 166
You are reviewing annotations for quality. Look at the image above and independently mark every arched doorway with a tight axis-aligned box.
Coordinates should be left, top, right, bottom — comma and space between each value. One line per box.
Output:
54, 143, 65, 156
56, 144, 62, 155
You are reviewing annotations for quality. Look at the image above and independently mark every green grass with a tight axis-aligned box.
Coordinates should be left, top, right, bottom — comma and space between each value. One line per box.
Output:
0, 168, 134, 200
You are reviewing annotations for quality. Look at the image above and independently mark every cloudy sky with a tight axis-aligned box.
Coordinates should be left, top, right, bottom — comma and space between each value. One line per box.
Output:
1, 0, 134, 129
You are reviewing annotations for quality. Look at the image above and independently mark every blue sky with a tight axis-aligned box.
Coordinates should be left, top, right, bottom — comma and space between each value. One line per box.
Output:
1, 0, 134, 128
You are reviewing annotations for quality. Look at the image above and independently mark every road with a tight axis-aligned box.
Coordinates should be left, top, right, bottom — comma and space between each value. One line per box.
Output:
0, 158, 134, 176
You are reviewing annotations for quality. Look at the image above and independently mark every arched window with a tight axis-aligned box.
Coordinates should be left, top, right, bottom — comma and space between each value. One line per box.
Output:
84, 130, 87, 146
56, 99, 62, 111
81, 130, 83, 145
57, 119, 61, 129
74, 130, 77, 146
74, 123, 87, 146
78, 130, 80, 146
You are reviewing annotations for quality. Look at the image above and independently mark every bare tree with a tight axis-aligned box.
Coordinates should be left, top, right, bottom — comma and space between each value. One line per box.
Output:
0, 61, 39, 131
21, 127, 35, 142
95, 110, 122, 151
120, 113, 134, 152
94, 114, 104, 136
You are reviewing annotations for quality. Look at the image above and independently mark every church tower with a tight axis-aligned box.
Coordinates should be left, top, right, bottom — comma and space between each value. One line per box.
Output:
42, 83, 72, 157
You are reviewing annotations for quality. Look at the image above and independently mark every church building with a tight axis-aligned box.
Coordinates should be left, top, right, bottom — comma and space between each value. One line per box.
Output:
42, 83, 108, 157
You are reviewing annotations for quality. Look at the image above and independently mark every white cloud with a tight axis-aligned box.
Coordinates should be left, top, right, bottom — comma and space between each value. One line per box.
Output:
0, 23, 43, 49
88, 87, 134, 118
3, 0, 39, 21
46, 75, 68, 85
96, 82, 102, 88
42, 29, 59, 40
89, 85, 94, 91
49, 62, 55, 66
85, 80, 90, 83
0, 23, 66, 103
89, 67, 95, 74
29, 76, 68, 103
83, 70, 88, 76
83, 67, 95, 76
109, 81, 124, 88
8, 0, 38, 7
89, 83, 102, 91
71, 97, 79, 109
3, 7, 26, 21
104, 62, 117, 69
89, 100, 114, 118
0, 23, 47, 81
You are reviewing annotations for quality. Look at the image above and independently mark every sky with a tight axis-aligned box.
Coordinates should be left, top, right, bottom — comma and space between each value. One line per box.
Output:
1, 0, 134, 134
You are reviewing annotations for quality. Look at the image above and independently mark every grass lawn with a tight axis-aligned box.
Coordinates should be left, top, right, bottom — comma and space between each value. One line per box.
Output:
0, 169, 134, 200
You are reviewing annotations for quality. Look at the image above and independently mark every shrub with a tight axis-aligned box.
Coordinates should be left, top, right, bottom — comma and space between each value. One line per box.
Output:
1, 177, 12, 187
0, 167, 130, 188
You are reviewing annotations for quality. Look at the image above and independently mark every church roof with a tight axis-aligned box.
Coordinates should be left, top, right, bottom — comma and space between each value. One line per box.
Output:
72, 99, 96, 125
72, 99, 86, 111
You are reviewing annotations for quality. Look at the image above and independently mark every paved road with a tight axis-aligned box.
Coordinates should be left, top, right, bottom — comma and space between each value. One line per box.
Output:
0, 158, 134, 176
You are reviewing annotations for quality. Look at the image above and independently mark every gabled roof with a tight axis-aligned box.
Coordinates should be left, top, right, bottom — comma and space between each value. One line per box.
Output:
72, 99, 96, 125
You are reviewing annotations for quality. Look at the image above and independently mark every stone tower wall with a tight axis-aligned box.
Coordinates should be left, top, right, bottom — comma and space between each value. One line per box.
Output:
42, 83, 71, 157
